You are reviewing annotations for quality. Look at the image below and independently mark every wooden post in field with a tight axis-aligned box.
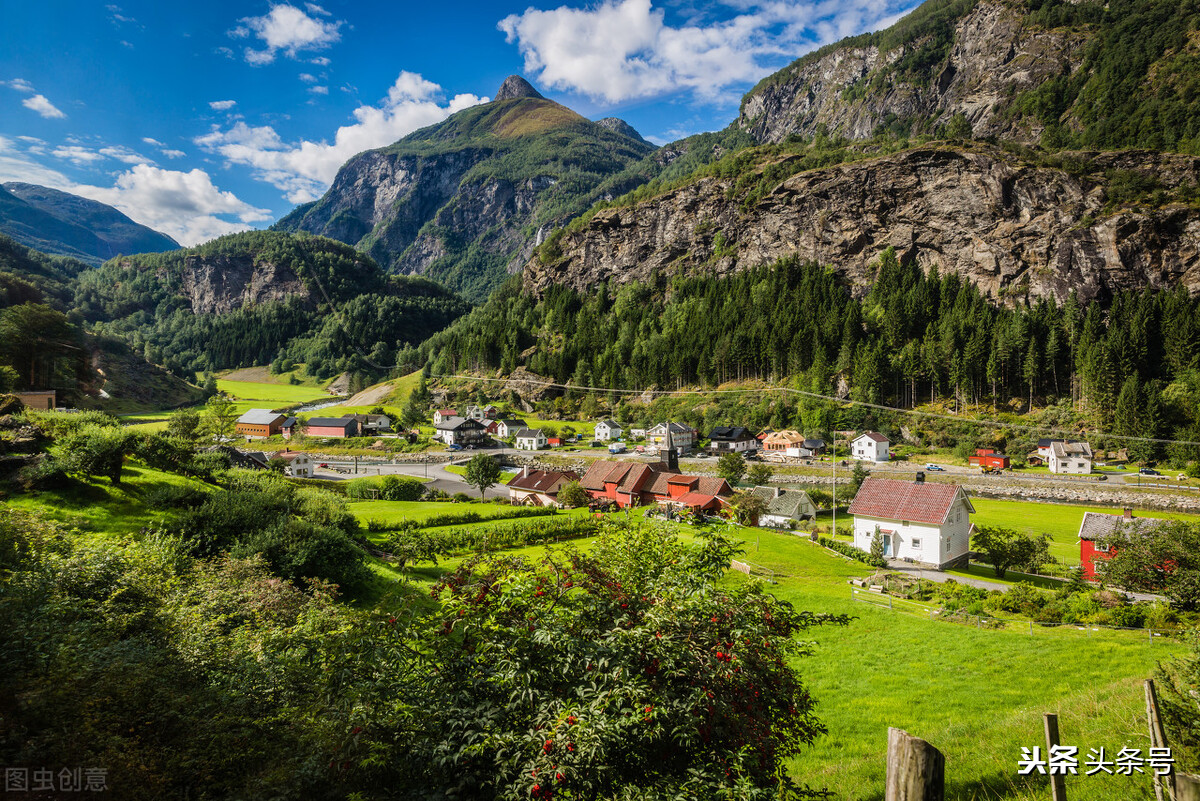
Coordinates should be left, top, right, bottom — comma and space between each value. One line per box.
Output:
1145, 679, 1174, 801
885, 727, 944, 801
1044, 713, 1066, 801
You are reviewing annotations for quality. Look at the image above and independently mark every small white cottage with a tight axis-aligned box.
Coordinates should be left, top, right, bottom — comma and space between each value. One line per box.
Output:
851, 431, 890, 462
848, 475, 974, 568
594, 419, 623, 442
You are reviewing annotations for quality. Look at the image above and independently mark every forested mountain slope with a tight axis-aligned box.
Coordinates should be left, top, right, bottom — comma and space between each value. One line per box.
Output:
74, 231, 470, 381
274, 76, 654, 301
738, 0, 1200, 152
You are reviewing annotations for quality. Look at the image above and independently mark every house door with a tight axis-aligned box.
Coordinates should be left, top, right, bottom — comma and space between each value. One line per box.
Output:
882, 533, 892, 556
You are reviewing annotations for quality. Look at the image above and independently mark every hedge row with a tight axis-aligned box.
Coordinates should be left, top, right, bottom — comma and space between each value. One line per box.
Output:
818, 536, 887, 568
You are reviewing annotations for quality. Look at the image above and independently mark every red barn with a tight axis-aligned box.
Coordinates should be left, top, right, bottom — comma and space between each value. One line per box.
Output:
968, 448, 1010, 470
1078, 508, 1165, 579
306, 417, 359, 438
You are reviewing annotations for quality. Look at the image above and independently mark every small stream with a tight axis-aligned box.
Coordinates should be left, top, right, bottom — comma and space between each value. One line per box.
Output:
294, 397, 349, 413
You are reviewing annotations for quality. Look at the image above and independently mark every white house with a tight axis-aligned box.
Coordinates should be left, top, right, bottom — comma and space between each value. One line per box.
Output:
848, 475, 975, 568
750, 486, 818, 528
851, 431, 890, 462
434, 416, 487, 446
707, 426, 758, 453
492, 418, 529, 439
594, 419, 623, 442
463, 405, 487, 421
648, 422, 693, 453
273, 450, 313, 479
1049, 440, 1093, 474
514, 428, 548, 450
432, 408, 458, 426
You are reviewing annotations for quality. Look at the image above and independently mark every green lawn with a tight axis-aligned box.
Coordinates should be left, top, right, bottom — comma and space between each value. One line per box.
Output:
348, 499, 539, 525
712, 524, 1175, 801
971, 497, 1200, 566
215, 378, 331, 406
3, 462, 208, 536
443, 464, 519, 484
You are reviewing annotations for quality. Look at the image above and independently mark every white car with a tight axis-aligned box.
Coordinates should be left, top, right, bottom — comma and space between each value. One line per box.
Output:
924, 463, 946, 472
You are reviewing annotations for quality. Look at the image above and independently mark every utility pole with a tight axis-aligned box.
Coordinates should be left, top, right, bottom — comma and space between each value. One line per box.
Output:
832, 435, 837, 537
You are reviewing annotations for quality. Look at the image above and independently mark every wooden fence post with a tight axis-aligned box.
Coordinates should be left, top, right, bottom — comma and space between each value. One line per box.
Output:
1044, 713, 1067, 801
1145, 679, 1174, 801
885, 727, 944, 801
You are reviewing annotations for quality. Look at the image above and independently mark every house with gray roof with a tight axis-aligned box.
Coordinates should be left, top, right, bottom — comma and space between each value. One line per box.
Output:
751, 486, 818, 528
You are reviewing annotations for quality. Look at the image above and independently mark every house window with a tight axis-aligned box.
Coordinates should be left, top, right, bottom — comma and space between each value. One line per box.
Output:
911, 538, 922, 549
1096, 544, 1110, 553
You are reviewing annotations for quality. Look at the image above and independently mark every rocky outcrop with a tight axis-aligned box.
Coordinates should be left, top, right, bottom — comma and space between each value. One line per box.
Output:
494, 75, 544, 101
594, 117, 649, 146
523, 145, 1200, 303
738, 0, 1086, 145
180, 252, 310, 315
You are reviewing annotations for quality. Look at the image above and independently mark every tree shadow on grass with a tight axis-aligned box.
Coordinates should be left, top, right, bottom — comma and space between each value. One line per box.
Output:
857, 769, 1054, 801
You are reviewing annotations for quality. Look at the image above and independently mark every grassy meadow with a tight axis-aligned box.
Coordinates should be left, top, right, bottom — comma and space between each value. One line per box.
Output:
8, 453, 1182, 799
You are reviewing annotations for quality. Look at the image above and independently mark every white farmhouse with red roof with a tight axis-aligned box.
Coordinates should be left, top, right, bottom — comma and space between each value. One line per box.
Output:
851, 431, 890, 462
848, 474, 975, 568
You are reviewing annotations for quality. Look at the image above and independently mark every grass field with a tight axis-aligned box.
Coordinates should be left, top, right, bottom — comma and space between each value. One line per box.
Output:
971, 497, 1200, 566
215, 378, 331, 406
711, 525, 1175, 800
443, 464, 519, 484
3, 462, 207, 536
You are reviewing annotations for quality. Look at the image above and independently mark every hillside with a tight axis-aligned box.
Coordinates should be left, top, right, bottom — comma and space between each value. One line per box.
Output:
274, 75, 655, 300
74, 230, 471, 381
524, 142, 1200, 304
738, 0, 1200, 152
0, 182, 178, 266
0, 232, 87, 310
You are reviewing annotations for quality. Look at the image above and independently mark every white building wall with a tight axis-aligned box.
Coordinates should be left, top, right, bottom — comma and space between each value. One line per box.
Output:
595, 423, 622, 441
851, 500, 971, 566
1050, 453, 1092, 474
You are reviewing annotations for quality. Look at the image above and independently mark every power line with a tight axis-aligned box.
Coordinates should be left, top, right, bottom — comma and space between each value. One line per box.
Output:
431, 372, 1200, 448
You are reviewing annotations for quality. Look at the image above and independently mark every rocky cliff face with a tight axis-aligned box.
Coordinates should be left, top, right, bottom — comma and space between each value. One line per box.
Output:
523, 145, 1200, 303
275, 76, 655, 300
179, 251, 312, 315
738, 0, 1086, 144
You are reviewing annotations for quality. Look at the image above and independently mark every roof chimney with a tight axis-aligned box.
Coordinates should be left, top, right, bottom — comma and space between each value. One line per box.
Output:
1123, 506, 1133, 519
523, 465, 530, 478
915, 471, 925, 484
775, 486, 782, 498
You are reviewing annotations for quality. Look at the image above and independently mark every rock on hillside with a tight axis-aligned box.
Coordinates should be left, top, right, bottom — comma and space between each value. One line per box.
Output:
274, 76, 655, 301
523, 145, 1200, 303
737, 0, 1084, 145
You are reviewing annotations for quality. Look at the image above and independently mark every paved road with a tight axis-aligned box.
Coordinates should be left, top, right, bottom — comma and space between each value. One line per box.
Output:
312, 459, 511, 499
885, 558, 1164, 601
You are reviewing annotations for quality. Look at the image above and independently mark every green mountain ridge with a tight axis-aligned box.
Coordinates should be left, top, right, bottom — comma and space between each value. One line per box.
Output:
274, 78, 655, 301
0, 182, 178, 267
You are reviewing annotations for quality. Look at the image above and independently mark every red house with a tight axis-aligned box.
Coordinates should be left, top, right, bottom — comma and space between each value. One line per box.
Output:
579, 459, 732, 510
968, 448, 1010, 470
1078, 508, 1165, 579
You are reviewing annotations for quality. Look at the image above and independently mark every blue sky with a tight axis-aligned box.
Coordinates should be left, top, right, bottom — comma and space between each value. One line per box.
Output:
0, 0, 917, 245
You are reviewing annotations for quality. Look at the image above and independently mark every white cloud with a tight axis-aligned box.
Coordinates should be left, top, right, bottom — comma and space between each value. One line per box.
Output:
308, 85, 329, 95
209, 99, 237, 110
232, 4, 343, 65
0, 138, 268, 245
22, 94, 66, 119
299, 72, 317, 83
142, 137, 164, 146
3, 78, 35, 93
52, 145, 103, 165
99, 145, 151, 165
162, 149, 186, 159
78, 164, 271, 244
143, 137, 186, 159
310, 56, 330, 66
306, 3, 330, 16
194, 71, 485, 203
498, 0, 914, 104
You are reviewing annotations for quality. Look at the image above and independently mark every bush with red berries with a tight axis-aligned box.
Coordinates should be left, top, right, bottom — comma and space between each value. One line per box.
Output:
344, 520, 848, 799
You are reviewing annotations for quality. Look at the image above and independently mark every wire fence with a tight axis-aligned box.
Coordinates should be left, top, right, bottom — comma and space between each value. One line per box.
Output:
850, 588, 1181, 642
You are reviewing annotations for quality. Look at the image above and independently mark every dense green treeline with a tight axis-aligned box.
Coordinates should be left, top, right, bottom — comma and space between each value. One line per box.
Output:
0, 233, 86, 312
67, 231, 470, 381
423, 252, 1200, 457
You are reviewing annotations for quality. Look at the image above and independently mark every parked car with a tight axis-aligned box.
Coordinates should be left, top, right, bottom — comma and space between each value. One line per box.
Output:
1139, 467, 1161, 476
447, 444, 464, 452
318, 463, 329, 468
924, 463, 945, 471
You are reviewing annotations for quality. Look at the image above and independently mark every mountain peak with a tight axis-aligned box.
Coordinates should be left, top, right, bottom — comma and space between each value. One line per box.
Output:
494, 75, 544, 102
594, 117, 650, 145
